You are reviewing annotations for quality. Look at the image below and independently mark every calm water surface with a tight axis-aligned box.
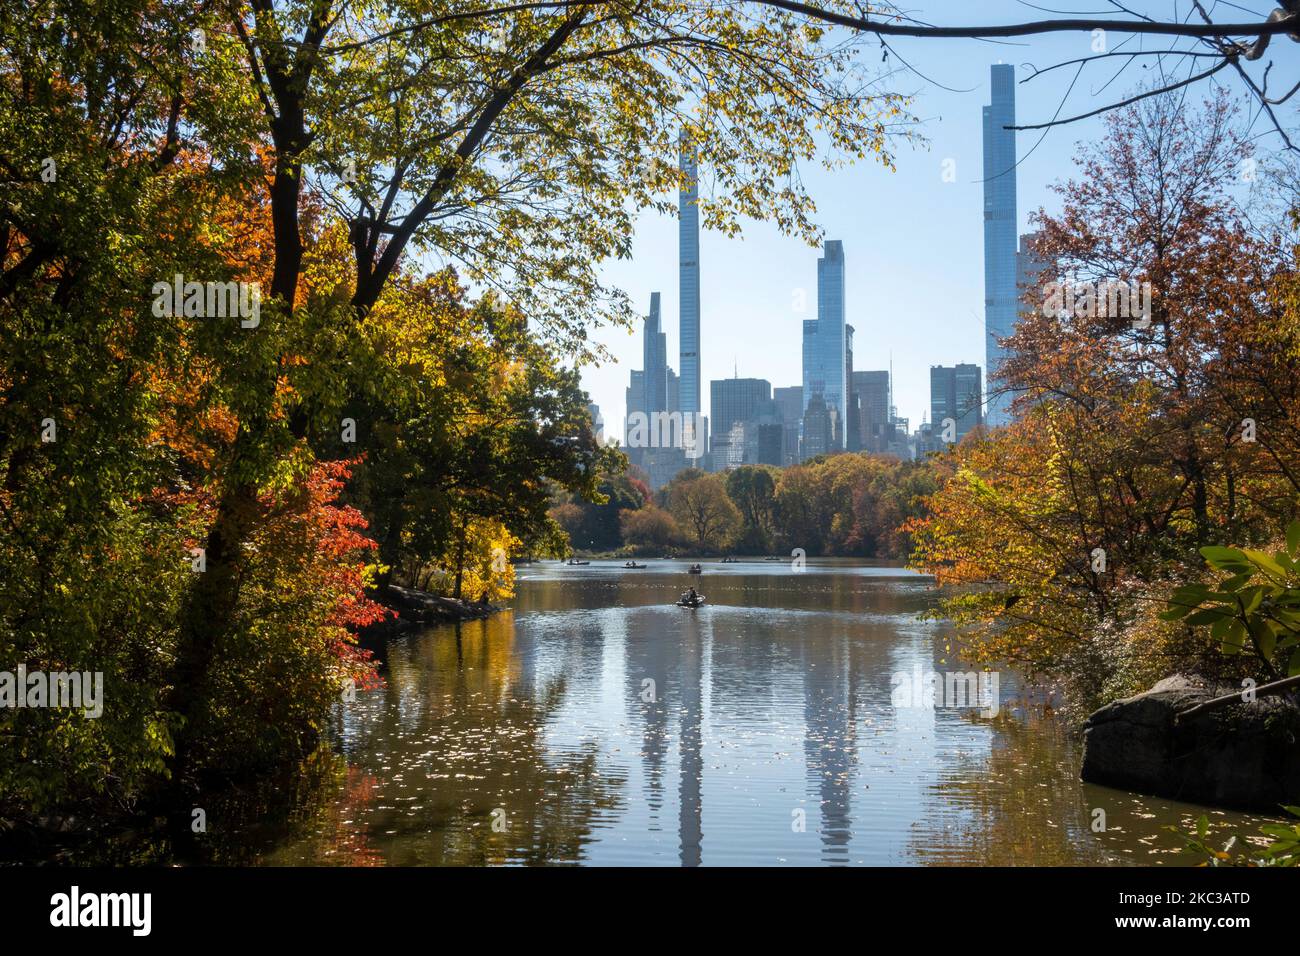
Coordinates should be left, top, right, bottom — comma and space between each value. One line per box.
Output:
256, 561, 1273, 866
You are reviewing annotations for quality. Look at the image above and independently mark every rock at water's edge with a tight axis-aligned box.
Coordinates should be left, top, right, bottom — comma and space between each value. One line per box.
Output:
1080, 674, 1300, 812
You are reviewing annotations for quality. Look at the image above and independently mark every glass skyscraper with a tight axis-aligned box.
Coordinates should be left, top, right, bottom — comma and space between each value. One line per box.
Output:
679, 131, 701, 419
710, 377, 772, 466
802, 239, 848, 453
930, 363, 983, 442
983, 64, 1018, 428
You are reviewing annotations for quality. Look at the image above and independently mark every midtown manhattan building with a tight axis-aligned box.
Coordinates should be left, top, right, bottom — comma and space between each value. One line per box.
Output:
802, 239, 848, 454
983, 63, 1018, 428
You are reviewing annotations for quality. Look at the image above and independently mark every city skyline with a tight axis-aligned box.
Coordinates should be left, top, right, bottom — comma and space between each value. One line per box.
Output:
580, 11, 1136, 447
608, 129, 1004, 478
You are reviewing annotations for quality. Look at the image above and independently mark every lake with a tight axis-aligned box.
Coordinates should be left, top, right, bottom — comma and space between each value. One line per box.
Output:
252, 560, 1272, 866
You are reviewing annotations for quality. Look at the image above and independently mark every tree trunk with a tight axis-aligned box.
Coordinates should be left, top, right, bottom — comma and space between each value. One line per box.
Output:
453, 522, 468, 600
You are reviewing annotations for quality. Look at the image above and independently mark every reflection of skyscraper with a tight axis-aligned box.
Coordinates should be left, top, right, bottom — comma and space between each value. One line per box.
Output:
802, 633, 858, 864
623, 606, 706, 865
983, 64, 1018, 428
624, 611, 675, 825
679, 131, 701, 421
678, 613, 706, 867
802, 240, 848, 454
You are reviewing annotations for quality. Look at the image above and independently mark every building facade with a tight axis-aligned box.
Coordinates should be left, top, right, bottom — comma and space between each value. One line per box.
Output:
710, 377, 772, 469
773, 386, 803, 466
852, 370, 891, 453
930, 363, 983, 444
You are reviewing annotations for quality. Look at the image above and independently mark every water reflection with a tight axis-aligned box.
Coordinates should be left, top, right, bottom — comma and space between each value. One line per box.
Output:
249, 560, 1275, 866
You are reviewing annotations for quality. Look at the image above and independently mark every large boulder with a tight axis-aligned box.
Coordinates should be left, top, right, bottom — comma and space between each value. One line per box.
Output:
1081, 674, 1300, 812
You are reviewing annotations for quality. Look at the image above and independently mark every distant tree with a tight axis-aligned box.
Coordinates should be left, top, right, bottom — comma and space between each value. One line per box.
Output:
667, 473, 740, 552
725, 466, 779, 553
620, 505, 683, 553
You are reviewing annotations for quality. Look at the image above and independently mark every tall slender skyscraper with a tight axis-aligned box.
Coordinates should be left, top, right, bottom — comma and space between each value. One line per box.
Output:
983, 64, 1018, 428
643, 292, 667, 413
801, 240, 848, 454
678, 131, 701, 419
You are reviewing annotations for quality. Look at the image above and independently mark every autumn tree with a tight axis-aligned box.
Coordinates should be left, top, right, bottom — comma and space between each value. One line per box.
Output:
667, 472, 740, 552
620, 504, 682, 553
909, 92, 1299, 708
725, 465, 778, 553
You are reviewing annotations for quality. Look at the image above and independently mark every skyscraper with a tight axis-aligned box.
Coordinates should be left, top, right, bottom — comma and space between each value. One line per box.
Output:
983, 64, 1018, 428
643, 292, 668, 413
710, 377, 772, 468
845, 324, 857, 451
586, 403, 604, 443
801, 392, 834, 460
802, 240, 848, 455
625, 370, 644, 449
773, 386, 803, 466
930, 364, 983, 443
852, 370, 890, 453
679, 131, 701, 421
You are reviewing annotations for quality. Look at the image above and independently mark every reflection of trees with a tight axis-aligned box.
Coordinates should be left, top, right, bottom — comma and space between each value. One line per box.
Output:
906, 710, 1113, 866
257, 612, 624, 865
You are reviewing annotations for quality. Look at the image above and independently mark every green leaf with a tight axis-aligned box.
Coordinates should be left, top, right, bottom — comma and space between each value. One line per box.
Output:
1186, 607, 1230, 626
1240, 587, 1265, 615
1290, 649, 1300, 677
1200, 546, 1250, 569
1287, 520, 1300, 559
1258, 628, 1277, 661
1242, 549, 1290, 582
1219, 572, 1252, 592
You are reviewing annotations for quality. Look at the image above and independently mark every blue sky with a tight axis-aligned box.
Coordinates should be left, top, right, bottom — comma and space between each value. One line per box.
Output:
579, 1, 1281, 440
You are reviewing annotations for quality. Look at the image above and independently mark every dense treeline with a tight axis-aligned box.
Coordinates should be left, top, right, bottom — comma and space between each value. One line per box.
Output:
550, 454, 939, 559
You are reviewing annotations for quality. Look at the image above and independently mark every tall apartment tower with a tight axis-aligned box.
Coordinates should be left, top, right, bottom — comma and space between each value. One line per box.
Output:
678, 130, 701, 420
983, 64, 1018, 428
801, 240, 848, 455
643, 292, 668, 414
